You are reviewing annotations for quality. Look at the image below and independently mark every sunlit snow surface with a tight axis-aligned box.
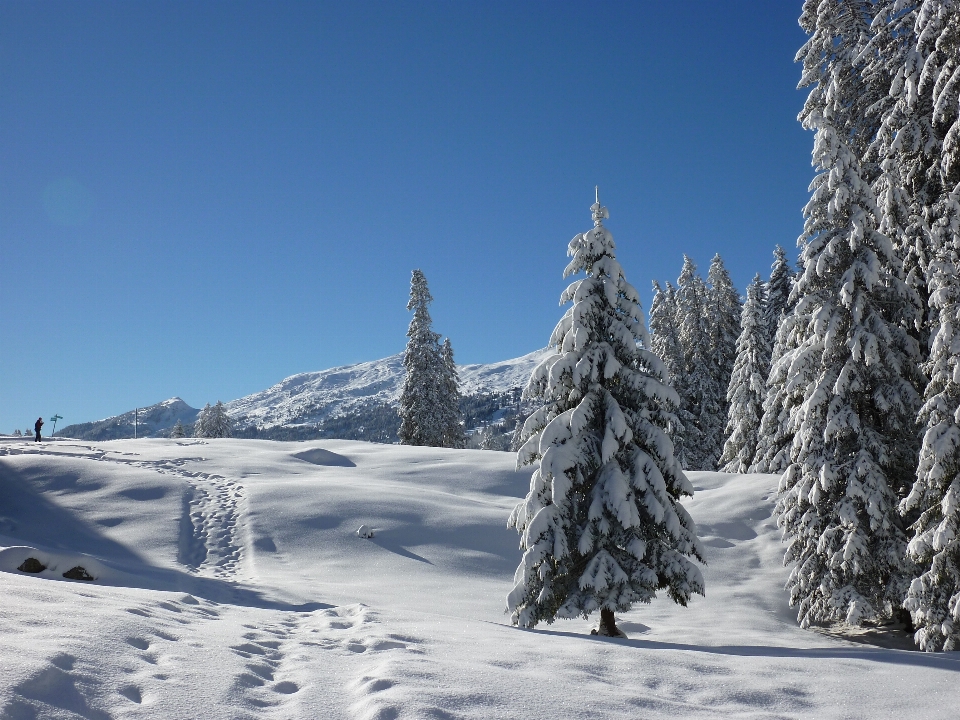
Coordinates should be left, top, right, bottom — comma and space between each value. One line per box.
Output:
1, 437, 957, 719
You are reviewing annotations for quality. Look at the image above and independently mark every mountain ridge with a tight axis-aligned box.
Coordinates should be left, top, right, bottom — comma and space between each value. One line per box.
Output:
59, 348, 550, 441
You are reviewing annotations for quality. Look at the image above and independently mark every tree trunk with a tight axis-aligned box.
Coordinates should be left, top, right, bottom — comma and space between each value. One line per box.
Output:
600, 607, 618, 637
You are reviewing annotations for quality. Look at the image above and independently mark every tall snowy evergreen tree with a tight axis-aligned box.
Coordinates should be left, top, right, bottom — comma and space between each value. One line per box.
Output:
649, 281, 683, 386
776, 0, 924, 628
898, 1, 960, 652
673, 256, 719, 470
860, 0, 941, 368
649, 281, 687, 456
705, 254, 742, 466
439, 337, 466, 449
902, 186, 960, 651
507, 193, 704, 637
765, 245, 796, 346
399, 270, 445, 447
720, 275, 771, 473
170, 420, 186, 439
194, 401, 232, 439
751, 246, 799, 473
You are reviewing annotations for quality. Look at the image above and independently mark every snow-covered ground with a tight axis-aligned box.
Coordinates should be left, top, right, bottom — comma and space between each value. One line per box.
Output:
1, 437, 957, 719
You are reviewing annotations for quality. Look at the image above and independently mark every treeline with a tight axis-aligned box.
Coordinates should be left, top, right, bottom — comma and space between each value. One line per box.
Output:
649, 0, 960, 651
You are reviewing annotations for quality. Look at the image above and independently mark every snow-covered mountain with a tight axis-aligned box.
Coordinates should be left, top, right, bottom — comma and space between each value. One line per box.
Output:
60, 349, 551, 440
226, 348, 549, 431
59, 398, 199, 441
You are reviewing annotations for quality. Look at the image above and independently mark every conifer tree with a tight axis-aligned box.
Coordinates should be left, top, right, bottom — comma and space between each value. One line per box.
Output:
194, 401, 232, 439
649, 281, 683, 385
439, 337, 466, 449
776, 0, 924, 628
507, 192, 705, 636
171, 420, 186, 439
902, 187, 960, 651
194, 404, 212, 438
399, 270, 445, 446
674, 256, 718, 470
765, 245, 796, 347
649, 281, 687, 454
751, 247, 799, 473
720, 275, 771, 473
705, 254, 742, 466
862, 0, 933, 349
898, 1, 960, 652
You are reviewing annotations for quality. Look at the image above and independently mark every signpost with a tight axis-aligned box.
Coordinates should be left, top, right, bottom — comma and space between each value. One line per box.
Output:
50, 414, 63, 437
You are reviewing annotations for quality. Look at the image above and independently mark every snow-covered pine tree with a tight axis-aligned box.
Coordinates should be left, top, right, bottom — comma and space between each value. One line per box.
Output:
398, 270, 445, 447
776, 0, 924, 628
751, 246, 799, 473
439, 337, 466, 449
648, 281, 687, 455
649, 281, 682, 377
899, 1, 960, 652
765, 245, 796, 347
195, 401, 232, 439
720, 275, 771, 473
210, 401, 232, 438
507, 192, 705, 637
194, 404, 212, 438
170, 420, 186, 439
902, 186, 960, 651
862, 0, 934, 351
705, 254, 742, 466
674, 256, 717, 470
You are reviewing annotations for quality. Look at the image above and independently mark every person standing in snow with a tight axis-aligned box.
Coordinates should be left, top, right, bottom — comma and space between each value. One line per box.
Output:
34, 417, 43, 442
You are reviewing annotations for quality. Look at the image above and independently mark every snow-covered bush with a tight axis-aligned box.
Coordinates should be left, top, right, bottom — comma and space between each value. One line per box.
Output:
507, 193, 705, 635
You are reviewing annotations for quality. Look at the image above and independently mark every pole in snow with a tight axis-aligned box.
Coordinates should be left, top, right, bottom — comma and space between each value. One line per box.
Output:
50, 414, 62, 436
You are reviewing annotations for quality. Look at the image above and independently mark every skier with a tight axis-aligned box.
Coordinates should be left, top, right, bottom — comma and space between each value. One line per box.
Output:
34, 417, 43, 443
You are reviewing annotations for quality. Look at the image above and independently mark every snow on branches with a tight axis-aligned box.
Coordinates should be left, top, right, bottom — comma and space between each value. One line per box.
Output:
398, 270, 464, 448
507, 193, 704, 633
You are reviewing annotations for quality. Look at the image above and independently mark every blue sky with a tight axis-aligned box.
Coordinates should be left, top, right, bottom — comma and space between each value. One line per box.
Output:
0, 1, 810, 431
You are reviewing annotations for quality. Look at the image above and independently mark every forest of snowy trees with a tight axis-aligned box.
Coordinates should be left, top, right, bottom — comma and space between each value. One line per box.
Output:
642, 0, 960, 651
382, 0, 960, 651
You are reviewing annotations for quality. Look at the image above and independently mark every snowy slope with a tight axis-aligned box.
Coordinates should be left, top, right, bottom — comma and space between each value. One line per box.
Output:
1, 436, 957, 719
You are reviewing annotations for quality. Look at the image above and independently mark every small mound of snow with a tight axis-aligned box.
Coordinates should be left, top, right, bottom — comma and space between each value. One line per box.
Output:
357, 525, 375, 539
294, 448, 356, 467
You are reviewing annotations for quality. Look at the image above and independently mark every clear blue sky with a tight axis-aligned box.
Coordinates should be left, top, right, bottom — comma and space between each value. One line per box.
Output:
0, 1, 811, 431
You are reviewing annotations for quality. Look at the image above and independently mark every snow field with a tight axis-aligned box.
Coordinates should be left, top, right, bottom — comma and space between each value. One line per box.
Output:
1, 437, 959, 719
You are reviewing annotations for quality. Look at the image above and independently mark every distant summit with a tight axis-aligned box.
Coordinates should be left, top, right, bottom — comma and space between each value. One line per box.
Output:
59, 349, 550, 442
59, 397, 200, 441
